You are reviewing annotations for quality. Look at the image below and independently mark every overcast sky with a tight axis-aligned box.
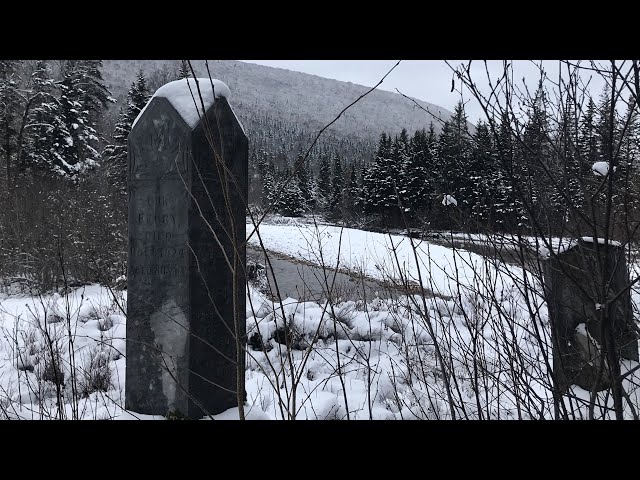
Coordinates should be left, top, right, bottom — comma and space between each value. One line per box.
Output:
241, 60, 609, 124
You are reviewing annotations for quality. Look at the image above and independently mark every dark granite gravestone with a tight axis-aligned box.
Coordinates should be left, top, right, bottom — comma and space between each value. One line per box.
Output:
544, 238, 638, 392
125, 79, 247, 418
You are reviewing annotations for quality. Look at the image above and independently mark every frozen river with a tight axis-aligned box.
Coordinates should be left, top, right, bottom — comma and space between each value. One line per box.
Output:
246, 246, 404, 303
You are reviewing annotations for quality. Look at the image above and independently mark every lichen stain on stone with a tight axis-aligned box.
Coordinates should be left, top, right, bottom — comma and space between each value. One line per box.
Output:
149, 298, 188, 411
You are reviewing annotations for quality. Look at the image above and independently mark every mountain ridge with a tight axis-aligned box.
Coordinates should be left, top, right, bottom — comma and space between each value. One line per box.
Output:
101, 60, 456, 145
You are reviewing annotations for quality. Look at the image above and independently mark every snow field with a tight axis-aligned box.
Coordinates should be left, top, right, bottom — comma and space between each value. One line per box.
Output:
0, 223, 638, 419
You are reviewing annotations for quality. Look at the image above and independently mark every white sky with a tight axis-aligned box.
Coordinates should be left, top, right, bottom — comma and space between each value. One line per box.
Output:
241, 60, 612, 124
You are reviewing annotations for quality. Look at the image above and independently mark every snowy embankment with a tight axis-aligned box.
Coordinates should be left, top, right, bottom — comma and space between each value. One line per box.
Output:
431, 231, 629, 259
246, 219, 527, 299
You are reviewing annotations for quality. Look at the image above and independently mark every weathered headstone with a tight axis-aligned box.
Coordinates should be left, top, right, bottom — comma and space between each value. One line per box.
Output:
544, 237, 638, 392
125, 78, 247, 418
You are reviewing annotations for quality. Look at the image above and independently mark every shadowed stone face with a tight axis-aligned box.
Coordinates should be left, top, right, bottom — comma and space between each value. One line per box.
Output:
126, 92, 247, 418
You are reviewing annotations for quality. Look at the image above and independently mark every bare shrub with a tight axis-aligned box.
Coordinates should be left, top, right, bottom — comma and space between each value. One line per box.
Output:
77, 347, 112, 397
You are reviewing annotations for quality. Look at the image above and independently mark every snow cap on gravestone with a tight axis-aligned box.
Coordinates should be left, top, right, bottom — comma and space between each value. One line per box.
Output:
132, 78, 238, 130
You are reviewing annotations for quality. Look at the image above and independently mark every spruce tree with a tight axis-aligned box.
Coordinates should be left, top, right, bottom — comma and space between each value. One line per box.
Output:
576, 98, 598, 208
619, 96, 640, 174
495, 111, 527, 230
329, 154, 344, 215
274, 179, 306, 217
129, 70, 151, 118
21, 60, 70, 176
262, 160, 276, 209
103, 71, 150, 188
399, 128, 429, 221
316, 155, 331, 209
437, 102, 472, 221
178, 60, 191, 80
103, 105, 128, 168
467, 122, 494, 227
578, 98, 598, 168
595, 87, 617, 164
354, 164, 368, 215
615, 96, 640, 235
591, 87, 627, 237
293, 154, 312, 211
554, 98, 583, 230
343, 163, 360, 218
521, 86, 552, 231
424, 123, 439, 214
58, 60, 114, 176
0, 60, 22, 190
362, 132, 397, 221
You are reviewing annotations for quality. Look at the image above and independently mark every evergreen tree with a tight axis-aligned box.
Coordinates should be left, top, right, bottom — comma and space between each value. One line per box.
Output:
20, 60, 71, 176
619, 95, 640, 173
554, 97, 583, 230
0, 60, 22, 190
437, 102, 471, 192
468, 122, 497, 227
103, 70, 150, 188
495, 111, 527, 230
273, 179, 306, 217
437, 102, 472, 219
591, 87, 628, 237
249, 149, 268, 206
262, 160, 276, 209
578, 98, 598, 168
58, 60, 114, 176
316, 155, 331, 208
343, 163, 360, 217
103, 105, 128, 167
595, 87, 617, 164
329, 154, 344, 214
178, 60, 191, 80
521, 85, 553, 231
423, 123, 439, 213
293, 154, 312, 210
399, 128, 429, 220
129, 70, 151, 117
615, 95, 640, 236
354, 164, 367, 216
362, 132, 399, 224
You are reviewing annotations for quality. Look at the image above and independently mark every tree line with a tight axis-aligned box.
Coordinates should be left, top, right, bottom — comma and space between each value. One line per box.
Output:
260, 89, 640, 239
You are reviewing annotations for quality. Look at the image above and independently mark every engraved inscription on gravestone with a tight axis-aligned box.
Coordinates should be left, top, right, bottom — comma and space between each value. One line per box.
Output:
125, 79, 247, 418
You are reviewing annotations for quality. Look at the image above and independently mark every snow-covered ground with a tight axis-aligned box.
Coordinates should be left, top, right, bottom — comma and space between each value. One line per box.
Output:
1, 222, 639, 419
0, 284, 127, 420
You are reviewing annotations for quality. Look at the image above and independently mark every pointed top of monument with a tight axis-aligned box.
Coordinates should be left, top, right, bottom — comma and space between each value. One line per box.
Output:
133, 78, 232, 130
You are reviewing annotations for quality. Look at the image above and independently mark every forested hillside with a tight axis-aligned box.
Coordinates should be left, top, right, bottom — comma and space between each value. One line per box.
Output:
102, 60, 453, 142
101, 60, 460, 204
